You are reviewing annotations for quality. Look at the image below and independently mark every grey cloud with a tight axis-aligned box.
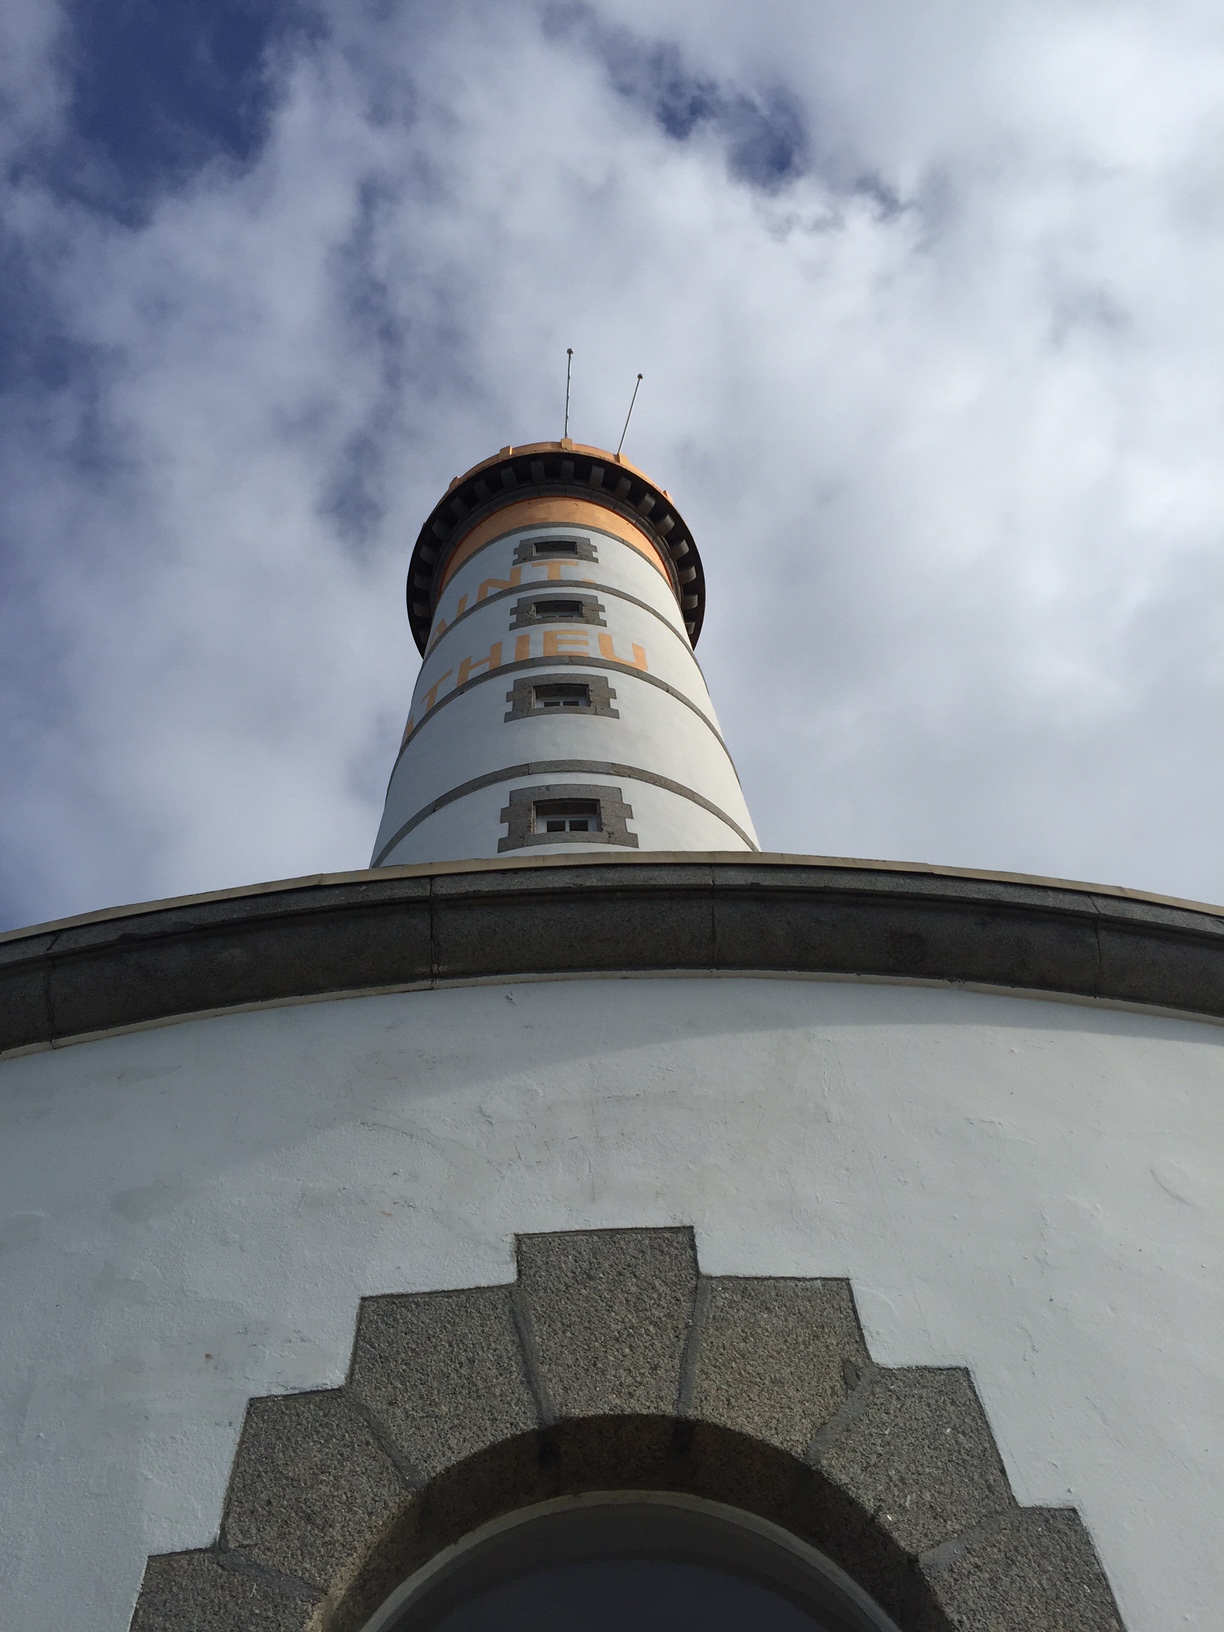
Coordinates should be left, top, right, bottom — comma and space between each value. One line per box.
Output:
545, 3, 810, 190
1, 0, 1223, 929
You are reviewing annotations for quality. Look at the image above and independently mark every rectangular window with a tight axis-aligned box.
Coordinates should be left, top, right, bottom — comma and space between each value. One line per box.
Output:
510, 591, 606, 631
504, 675, 617, 721
513, 535, 598, 565
533, 683, 591, 710
499, 782, 637, 850
534, 799, 601, 835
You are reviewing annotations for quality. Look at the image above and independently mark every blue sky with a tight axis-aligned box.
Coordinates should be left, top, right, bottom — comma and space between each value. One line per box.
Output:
1, 0, 1223, 928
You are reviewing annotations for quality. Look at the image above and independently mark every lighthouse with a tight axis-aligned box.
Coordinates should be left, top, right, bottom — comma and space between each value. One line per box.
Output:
1, 439, 1221, 1632
372, 440, 756, 866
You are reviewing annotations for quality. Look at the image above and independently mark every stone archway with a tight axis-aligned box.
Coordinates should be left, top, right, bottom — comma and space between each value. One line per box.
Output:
130, 1228, 1123, 1631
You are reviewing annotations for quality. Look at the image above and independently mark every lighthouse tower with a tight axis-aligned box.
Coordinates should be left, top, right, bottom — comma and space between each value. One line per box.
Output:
1, 438, 1222, 1632
372, 440, 756, 866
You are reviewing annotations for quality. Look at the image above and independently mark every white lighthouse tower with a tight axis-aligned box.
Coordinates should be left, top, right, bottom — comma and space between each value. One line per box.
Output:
1, 437, 1221, 1632
372, 440, 756, 865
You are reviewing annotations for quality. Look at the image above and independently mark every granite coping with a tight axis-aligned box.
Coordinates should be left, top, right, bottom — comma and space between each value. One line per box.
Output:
3, 852, 1224, 1055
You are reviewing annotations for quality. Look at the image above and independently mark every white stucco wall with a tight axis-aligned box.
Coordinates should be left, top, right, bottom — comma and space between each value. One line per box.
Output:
1, 975, 1220, 1630
374, 520, 756, 865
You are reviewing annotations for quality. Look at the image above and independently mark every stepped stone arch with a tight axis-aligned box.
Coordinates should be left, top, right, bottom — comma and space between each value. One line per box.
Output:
130, 1228, 1123, 1632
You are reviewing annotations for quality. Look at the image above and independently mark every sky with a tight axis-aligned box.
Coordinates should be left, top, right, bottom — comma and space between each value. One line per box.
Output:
1, 0, 1222, 930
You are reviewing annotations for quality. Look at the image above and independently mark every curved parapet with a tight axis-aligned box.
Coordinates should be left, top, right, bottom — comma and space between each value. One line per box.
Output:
6, 853, 1224, 1054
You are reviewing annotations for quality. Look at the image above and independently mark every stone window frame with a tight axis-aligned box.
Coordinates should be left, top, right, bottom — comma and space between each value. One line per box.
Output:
512, 535, 598, 565
129, 1228, 1126, 1632
503, 675, 619, 723
497, 782, 638, 852
509, 593, 607, 630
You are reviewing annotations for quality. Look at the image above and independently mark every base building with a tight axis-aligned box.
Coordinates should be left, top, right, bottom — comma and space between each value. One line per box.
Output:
0, 441, 1221, 1632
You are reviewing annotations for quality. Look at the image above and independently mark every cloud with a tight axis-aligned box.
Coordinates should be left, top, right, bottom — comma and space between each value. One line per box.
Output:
1, 0, 1223, 929
544, 3, 810, 190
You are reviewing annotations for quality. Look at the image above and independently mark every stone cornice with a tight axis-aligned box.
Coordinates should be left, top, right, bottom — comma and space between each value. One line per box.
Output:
4, 853, 1224, 1056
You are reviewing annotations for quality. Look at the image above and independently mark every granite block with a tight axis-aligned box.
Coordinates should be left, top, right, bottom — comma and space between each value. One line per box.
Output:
221, 1390, 403, 1595
129, 1550, 317, 1632
348, 1284, 537, 1479
921, 1506, 1124, 1631
687, 1276, 868, 1453
517, 1227, 697, 1417
813, 1367, 1015, 1556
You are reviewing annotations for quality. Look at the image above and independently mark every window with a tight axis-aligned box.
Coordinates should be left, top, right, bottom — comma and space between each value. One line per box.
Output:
504, 675, 618, 721
499, 783, 637, 850
362, 1494, 901, 1632
510, 593, 606, 630
534, 799, 600, 834
533, 682, 591, 710
513, 535, 598, 565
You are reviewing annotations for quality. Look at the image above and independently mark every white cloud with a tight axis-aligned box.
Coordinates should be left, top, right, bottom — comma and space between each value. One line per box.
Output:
2, 0, 1223, 926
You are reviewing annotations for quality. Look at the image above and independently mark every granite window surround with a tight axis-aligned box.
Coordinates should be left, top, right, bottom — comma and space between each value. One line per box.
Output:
504, 675, 619, 722
512, 536, 598, 566
509, 593, 607, 630
129, 1227, 1126, 1632
498, 783, 638, 852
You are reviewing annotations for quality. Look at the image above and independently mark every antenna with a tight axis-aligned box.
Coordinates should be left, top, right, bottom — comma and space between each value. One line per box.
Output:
616, 373, 643, 458
563, 348, 573, 440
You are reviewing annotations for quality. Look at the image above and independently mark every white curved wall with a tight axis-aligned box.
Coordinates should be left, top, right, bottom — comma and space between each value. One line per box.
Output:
0, 976, 1220, 1630
373, 521, 757, 865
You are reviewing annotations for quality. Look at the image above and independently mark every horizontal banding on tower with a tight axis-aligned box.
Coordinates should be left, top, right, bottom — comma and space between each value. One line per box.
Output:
379, 445, 754, 868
